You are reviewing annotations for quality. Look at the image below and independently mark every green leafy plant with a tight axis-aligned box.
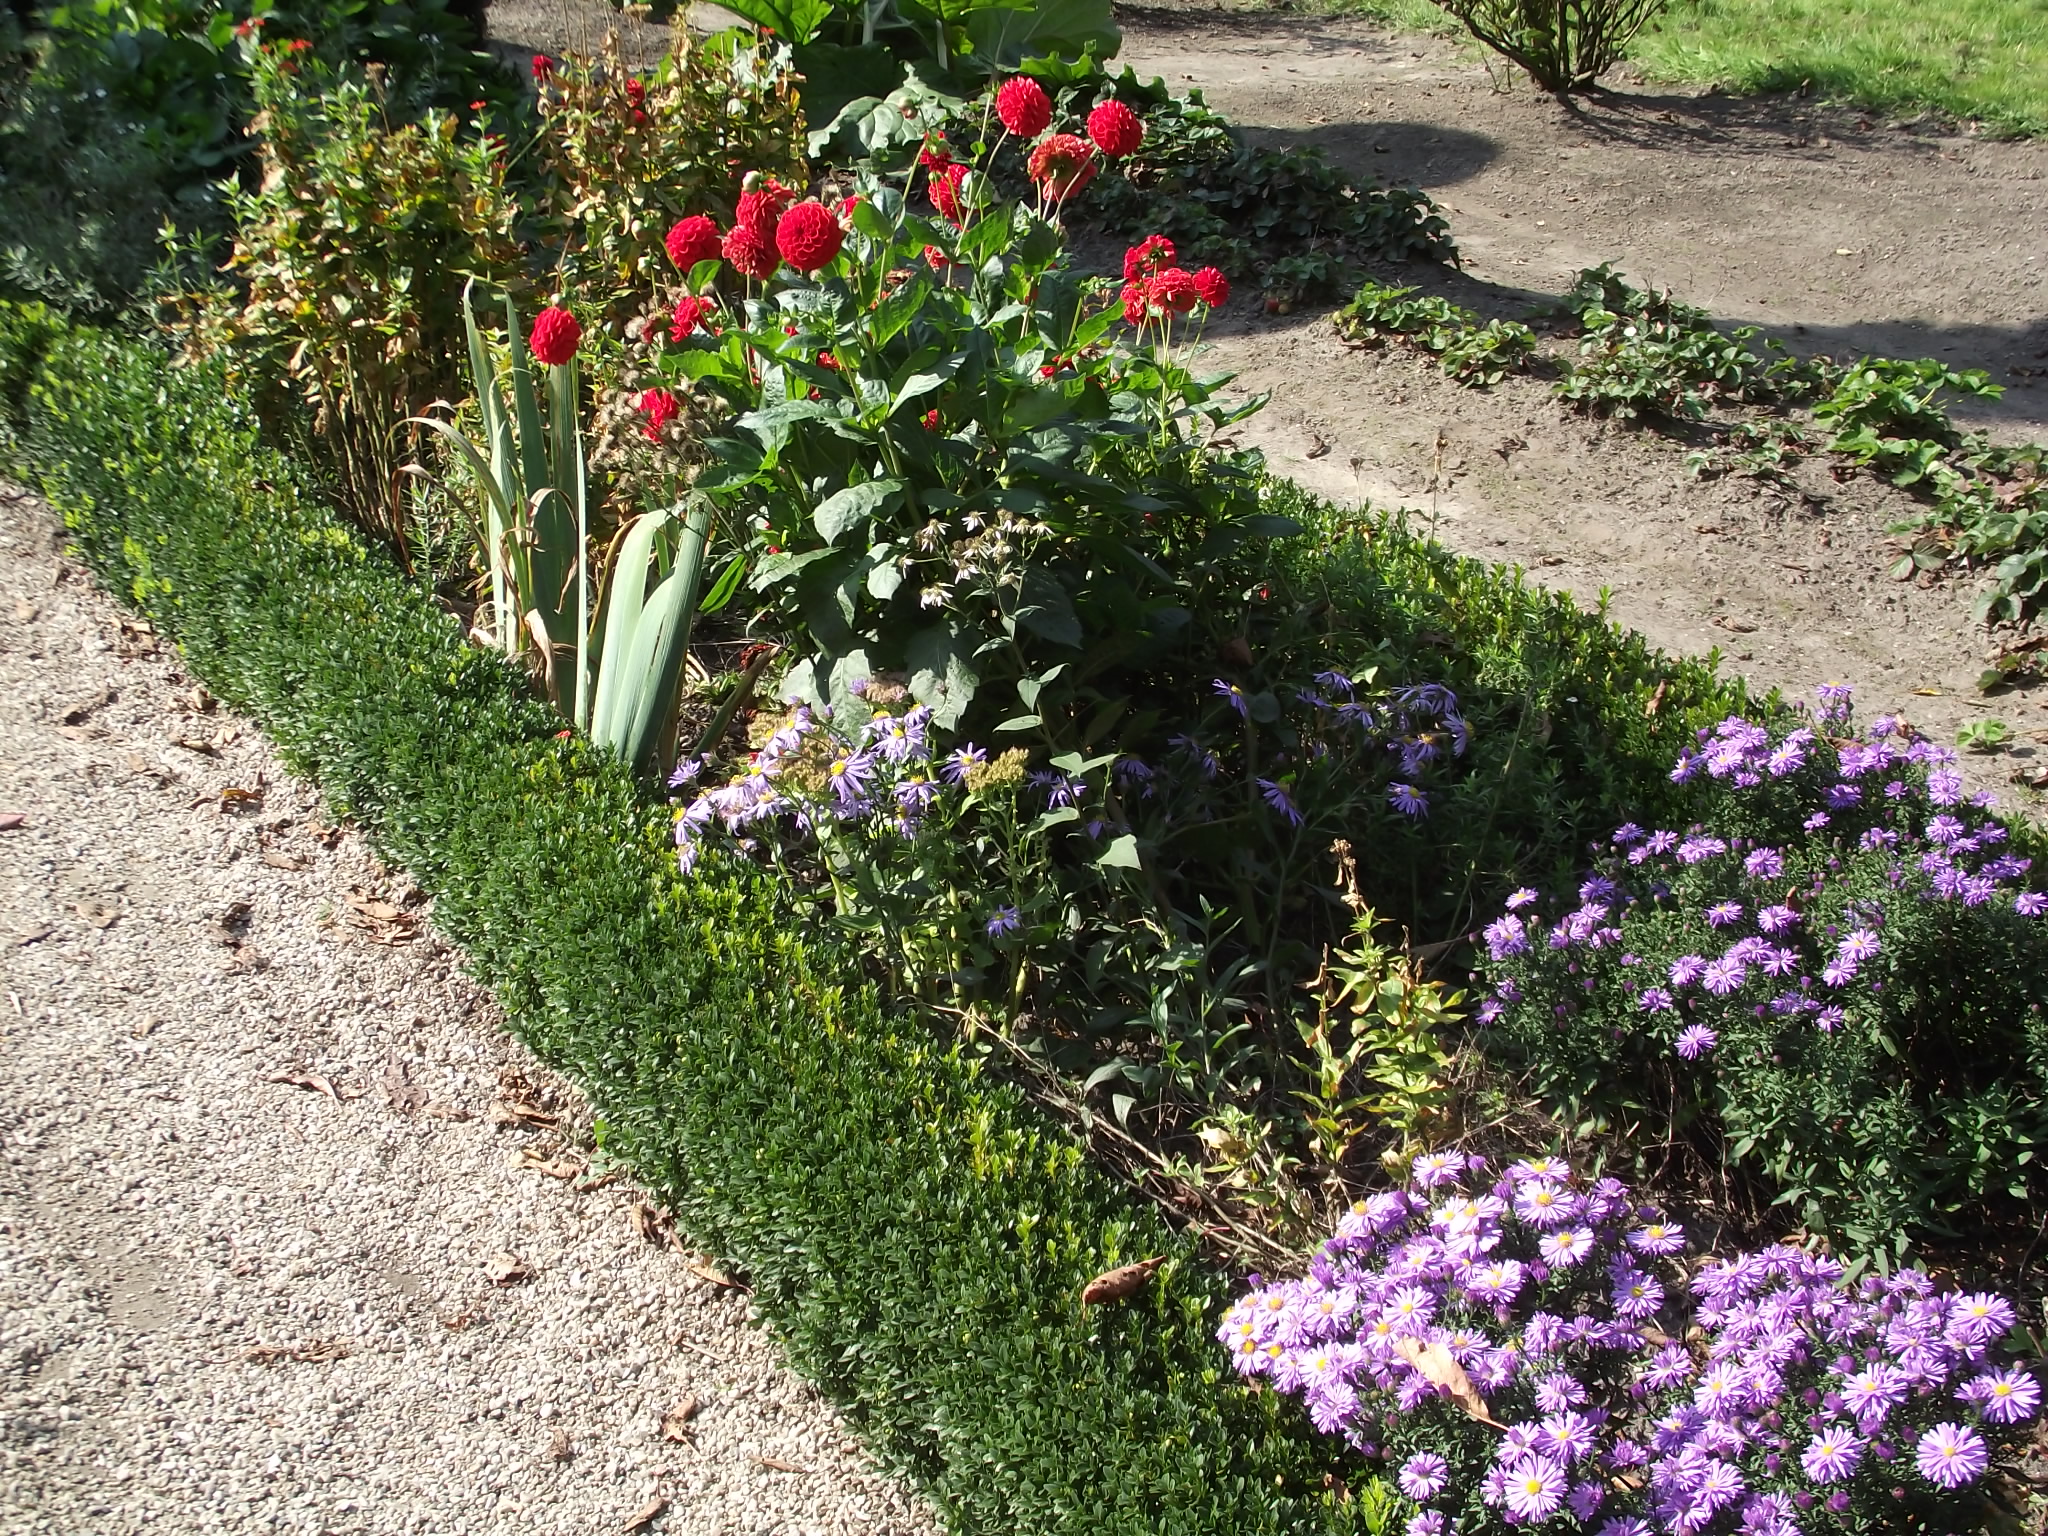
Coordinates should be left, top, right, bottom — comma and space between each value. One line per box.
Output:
1814, 356, 2001, 485
1958, 717, 2012, 752
1334, 279, 1533, 385
1554, 267, 1788, 421
178, 46, 524, 543
1431, 0, 1668, 92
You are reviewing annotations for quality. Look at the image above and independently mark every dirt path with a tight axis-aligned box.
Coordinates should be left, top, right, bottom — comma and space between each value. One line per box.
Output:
0, 487, 937, 1535
1115, 5, 2048, 799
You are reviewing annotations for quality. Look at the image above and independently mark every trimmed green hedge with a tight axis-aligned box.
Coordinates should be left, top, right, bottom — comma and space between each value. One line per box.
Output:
0, 310, 1385, 1535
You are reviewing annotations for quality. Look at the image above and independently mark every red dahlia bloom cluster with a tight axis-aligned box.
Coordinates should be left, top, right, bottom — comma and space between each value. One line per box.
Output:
1116, 240, 1224, 325
928, 162, 970, 224
1123, 234, 1175, 283
1086, 99, 1143, 158
664, 214, 720, 273
1192, 266, 1230, 307
995, 76, 1051, 139
1026, 134, 1098, 202
775, 200, 844, 272
528, 305, 581, 366
670, 294, 714, 340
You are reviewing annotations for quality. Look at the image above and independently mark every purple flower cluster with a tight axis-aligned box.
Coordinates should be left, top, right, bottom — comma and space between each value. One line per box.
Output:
1220, 1153, 2037, 1535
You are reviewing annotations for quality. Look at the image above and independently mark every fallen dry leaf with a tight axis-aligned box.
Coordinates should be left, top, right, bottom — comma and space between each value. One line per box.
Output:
1711, 615, 1758, 634
245, 1337, 353, 1365
1393, 1334, 1503, 1427
684, 1258, 741, 1290
484, 1252, 532, 1286
58, 689, 112, 725
1643, 681, 1668, 718
1080, 1255, 1167, 1307
623, 1496, 668, 1532
169, 734, 219, 757
72, 899, 118, 930
660, 1396, 700, 1443
14, 600, 37, 621
260, 849, 309, 871
210, 723, 242, 751
630, 1203, 666, 1245
264, 1070, 361, 1101
423, 1100, 473, 1122
308, 819, 344, 848
512, 1147, 586, 1180
490, 1099, 559, 1130
547, 1427, 574, 1463
0, 812, 25, 831
15, 923, 54, 947
382, 1056, 426, 1117
345, 890, 404, 922
184, 685, 215, 713
218, 784, 264, 810
755, 1457, 809, 1474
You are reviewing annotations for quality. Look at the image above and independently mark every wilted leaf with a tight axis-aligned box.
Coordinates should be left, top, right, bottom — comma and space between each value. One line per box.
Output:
685, 1257, 741, 1289
660, 1396, 700, 1442
383, 1056, 426, 1117
1080, 1255, 1166, 1306
622, 1495, 668, 1531
345, 890, 404, 922
260, 849, 309, 871
246, 1337, 353, 1364
547, 1427, 574, 1463
265, 1069, 359, 1101
58, 689, 112, 725
1643, 681, 1668, 717
0, 812, 24, 830
170, 734, 218, 756
219, 785, 264, 810
1392, 1334, 1503, 1427
513, 1147, 586, 1180
72, 899, 118, 930
483, 1252, 532, 1286
490, 1099, 558, 1130
755, 1456, 808, 1474
423, 1100, 473, 1121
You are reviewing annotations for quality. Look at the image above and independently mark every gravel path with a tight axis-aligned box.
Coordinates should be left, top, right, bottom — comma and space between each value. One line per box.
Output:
0, 486, 941, 1536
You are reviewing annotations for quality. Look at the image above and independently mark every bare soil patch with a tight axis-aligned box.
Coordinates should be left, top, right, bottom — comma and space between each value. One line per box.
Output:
1115, 5, 2048, 800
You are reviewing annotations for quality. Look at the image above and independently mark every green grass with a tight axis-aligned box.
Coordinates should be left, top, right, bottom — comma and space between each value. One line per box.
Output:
1308, 0, 2048, 136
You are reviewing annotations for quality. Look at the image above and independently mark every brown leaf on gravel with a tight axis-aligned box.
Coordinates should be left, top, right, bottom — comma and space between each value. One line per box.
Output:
265, 1069, 361, 1101
210, 723, 242, 751
547, 1427, 574, 1463
72, 899, 118, 930
512, 1147, 586, 1180
622, 1496, 668, 1532
424, 1100, 473, 1122
1392, 1335, 1503, 1428
15, 923, 54, 946
1643, 681, 1668, 718
0, 811, 25, 830
1080, 1256, 1166, 1307
660, 1397, 700, 1443
55, 724, 100, 742
170, 734, 219, 756
308, 819, 344, 848
14, 600, 37, 621
58, 689, 112, 725
684, 1258, 742, 1290
346, 891, 404, 922
383, 1056, 426, 1117
184, 685, 215, 713
219, 784, 264, 810
246, 1337, 353, 1365
630, 1203, 667, 1246
260, 849, 309, 871
755, 1457, 809, 1474
1712, 615, 1759, 634
484, 1252, 532, 1286
490, 1099, 558, 1130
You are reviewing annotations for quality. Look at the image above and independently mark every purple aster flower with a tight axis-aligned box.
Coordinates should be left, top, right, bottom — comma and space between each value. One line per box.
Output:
1804, 811, 1831, 831
1643, 1342, 1694, 1387
895, 774, 939, 815
1639, 987, 1675, 1013
1613, 823, 1646, 845
1676, 1024, 1719, 1060
667, 755, 705, 788
1213, 679, 1250, 719
2018, 892, 2048, 917
1702, 957, 1747, 996
1815, 681, 1855, 723
1313, 668, 1355, 697
1860, 826, 1900, 851
1597, 1521, 1652, 1536
1538, 1410, 1598, 1463
1410, 1151, 1468, 1190
1915, 1423, 1988, 1489
826, 749, 877, 807
1483, 915, 1529, 960
1756, 904, 1800, 934
1689, 1461, 1746, 1522
1837, 929, 1881, 966
1506, 887, 1539, 910
940, 743, 986, 783
1581, 875, 1619, 903
1533, 1373, 1589, 1413
1948, 1291, 2017, 1345
1514, 1181, 1581, 1228
1744, 847, 1785, 878
1630, 1219, 1685, 1255
1398, 1452, 1449, 1502
1539, 1227, 1596, 1267
1678, 835, 1730, 864
1568, 1481, 1605, 1521
1814, 1005, 1846, 1032
1961, 1366, 2040, 1424
1388, 782, 1429, 818
1800, 1425, 1863, 1483
984, 905, 1021, 939
1612, 1267, 1665, 1320
1928, 767, 1965, 805
1706, 900, 1744, 927
1501, 1458, 1568, 1522
1257, 778, 1304, 827
1406, 1515, 1444, 1536
1768, 740, 1808, 776
1842, 1364, 1908, 1428
1669, 955, 1708, 987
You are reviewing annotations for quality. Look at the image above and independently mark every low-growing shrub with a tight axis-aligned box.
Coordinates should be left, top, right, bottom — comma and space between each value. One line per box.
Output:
1225, 1152, 2042, 1536
1473, 686, 2048, 1252
1432, 0, 1667, 93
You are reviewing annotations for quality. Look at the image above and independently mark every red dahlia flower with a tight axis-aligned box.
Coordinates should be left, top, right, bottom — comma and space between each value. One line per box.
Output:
1148, 267, 1200, 314
530, 53, 553, 82
928, 162, 970, 224
637, 388, 680, 441
1086, 99, 1143, 158
995, 76, 1052, 139
1191, 266, 1230, 308
670, 294, 714, 340
1123, 234, 1175, 282
776, 201, 844, 272
528, 306, 581, 366
665, 215, 721, 272
721, 222, 778, 280
734, 176, 794, 236
1026, 134, 1098, 202
1120, 280, 1148, 326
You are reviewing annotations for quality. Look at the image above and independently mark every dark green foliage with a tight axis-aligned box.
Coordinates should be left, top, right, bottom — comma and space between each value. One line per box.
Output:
0, 304, 1391, 1535
1333, 280, 1534, 385
0, 0, 509, 313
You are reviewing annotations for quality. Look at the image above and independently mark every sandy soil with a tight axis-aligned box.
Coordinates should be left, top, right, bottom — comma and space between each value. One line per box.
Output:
1111, 5, 2048, 798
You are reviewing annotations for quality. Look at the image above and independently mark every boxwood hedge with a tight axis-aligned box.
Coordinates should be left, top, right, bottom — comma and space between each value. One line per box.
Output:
0, 306, 1393, 1535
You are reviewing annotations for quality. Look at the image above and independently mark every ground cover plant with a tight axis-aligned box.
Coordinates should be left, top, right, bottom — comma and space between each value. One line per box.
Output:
1335, 265, 2048, 625
1223, 1152, 2044, 1536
